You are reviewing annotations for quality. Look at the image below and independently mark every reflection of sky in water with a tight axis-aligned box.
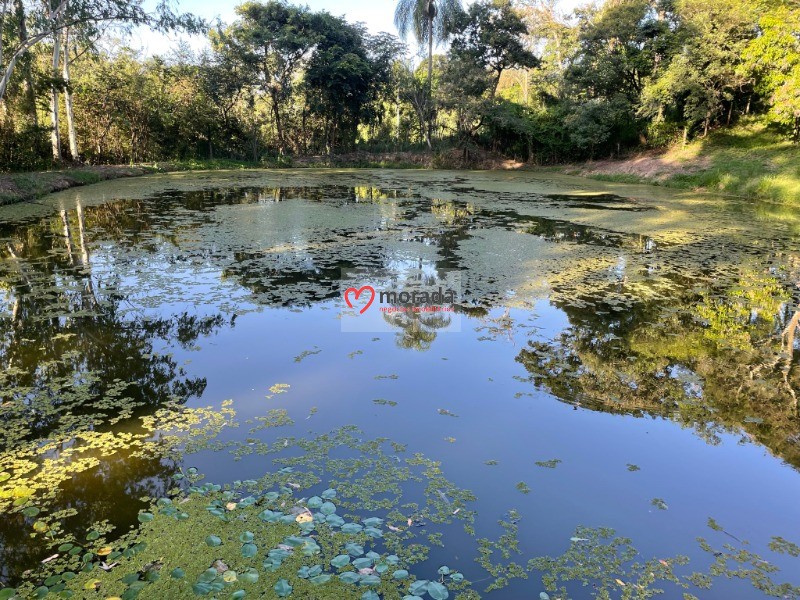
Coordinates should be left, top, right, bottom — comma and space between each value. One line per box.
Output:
1, 174, 800, 597
178, 298, 800, 599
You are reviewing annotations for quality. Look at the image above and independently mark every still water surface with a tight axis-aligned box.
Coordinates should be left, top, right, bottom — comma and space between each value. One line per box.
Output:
1, 169, 799, 598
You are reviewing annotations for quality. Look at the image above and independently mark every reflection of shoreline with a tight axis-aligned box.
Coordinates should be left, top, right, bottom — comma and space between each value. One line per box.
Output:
380, 305, 454, 314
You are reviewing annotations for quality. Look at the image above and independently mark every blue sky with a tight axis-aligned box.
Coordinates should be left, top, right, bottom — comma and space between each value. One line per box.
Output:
134, 0, 579, 56
135, 0, 438, 55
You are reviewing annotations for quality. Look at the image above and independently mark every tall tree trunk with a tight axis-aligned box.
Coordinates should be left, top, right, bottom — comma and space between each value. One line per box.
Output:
50, 32, 63, 162
396, 88, 401, 143
13, 0, 37, 127
62, 29, 79, 160
270, 91, 284, 155
425, 14, 433, 150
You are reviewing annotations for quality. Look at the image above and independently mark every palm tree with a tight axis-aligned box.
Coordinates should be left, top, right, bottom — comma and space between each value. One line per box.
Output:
394, 0, 462, 147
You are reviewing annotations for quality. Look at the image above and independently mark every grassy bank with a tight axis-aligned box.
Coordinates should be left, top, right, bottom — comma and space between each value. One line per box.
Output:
567, 120, 800, 203
0, 159, 256, 206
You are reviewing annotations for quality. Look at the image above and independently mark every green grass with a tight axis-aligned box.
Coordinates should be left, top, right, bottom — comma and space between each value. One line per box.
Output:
0, 160, 259, 206
576, 119, 800, 203
656, 120, 800, 202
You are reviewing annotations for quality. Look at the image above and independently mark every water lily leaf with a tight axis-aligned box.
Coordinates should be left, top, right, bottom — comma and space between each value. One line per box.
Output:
342, 523, 363, 534
268, 549, 291, 561
32, 521, 48, 533
309, 574, 332, 586
258, 510, 281, 523
540, 593, 551, 600
364, 527, 383, 539
362, 517, 383, 527
282, 536, 306, 548
198, 569, 218, 583
232, 591, 246, 600
86, 531, 100, 541
362, 591, 380, 600
239, 532, 254, 543
222, 571, 238, 584
320, 502, 337, 516
171, 568, 185, 579
301, 541, 321, 556
375, 563, 388, 574
308, 565, 323, 578
386, 555, 400, 565
393, 569, 410, 580
345, 543, 364, 557
206, 536, 222, 547
339, 572, 361, 585
331, 555, 351, 569
241, 543, 257, 558
321, 489, 337, 499
0, 590, 17, 600
325, 515, 345, 527
307, 497, 323, 509
427, 582, 450, 600
450, 573, 464, 582
137, 513, 154, 524
409, 581, 429, 596
353, 558, 373, 570
359, 575, 381, 587
193, 582, 212, 596
262, 559, 280, 573
438, 566, 451, 575
240, 568, 259, 584
22, 507, 40, 518
273, 579, 292, 597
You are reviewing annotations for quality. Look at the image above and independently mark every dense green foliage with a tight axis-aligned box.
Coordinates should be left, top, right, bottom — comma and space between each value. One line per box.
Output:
0, 0, 798, 171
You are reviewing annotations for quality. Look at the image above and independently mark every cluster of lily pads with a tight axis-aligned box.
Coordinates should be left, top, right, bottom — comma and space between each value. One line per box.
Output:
5, 475, 468, 600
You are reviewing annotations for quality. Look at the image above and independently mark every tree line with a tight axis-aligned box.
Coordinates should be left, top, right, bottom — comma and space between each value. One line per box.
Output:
0, 0, 798, 171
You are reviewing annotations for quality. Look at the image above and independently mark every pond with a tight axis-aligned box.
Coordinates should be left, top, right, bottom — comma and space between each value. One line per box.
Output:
1, 169, 799, 599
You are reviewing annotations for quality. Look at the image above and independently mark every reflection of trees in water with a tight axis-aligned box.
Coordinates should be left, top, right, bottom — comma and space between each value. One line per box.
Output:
516, 260, 800, 467
0, 452, 178, 586
0, 199, 228, 582
383, 310, 452, 351
379, 266, 455, 351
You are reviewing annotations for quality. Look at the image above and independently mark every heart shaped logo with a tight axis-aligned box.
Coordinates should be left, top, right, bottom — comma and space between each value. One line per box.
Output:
344, 286, 376, 315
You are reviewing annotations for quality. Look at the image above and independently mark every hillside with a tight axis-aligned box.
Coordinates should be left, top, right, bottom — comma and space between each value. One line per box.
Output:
566, 120, 800, 203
